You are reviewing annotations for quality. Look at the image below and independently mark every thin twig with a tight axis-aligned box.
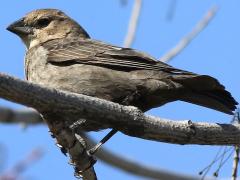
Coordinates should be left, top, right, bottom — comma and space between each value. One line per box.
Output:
166, 0, 177, 21
232, 146, 240, 180
0, 148, 44, 179
213, 148, 234, 177
120, 0, 128, 6
160, 5, 218, 63
232, 110, 240, 180
0, 144, 7, 173
123, 0, 142, 48
199, 147, 225, 179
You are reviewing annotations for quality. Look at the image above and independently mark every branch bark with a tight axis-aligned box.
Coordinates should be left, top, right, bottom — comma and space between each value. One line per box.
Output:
0, 74, 98, 179
1, 4, 223, 180
43, 115, 97, 180
0, 107, 201, 180
0, 72, 239, 146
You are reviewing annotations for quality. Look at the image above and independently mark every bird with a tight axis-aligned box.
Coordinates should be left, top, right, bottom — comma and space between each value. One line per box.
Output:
7, 9, 238, 132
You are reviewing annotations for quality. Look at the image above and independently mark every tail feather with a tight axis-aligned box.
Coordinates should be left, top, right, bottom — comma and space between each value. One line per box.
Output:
181, 90, 237, 115
175, 75, 238, 115
203, 90, 237, 110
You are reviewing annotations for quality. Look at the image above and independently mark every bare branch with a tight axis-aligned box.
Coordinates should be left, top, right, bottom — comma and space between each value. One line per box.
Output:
0, 107, 200, 180
0, 74, 97, 179
123, 0, 142, 48
0, 148, 43, 179
165, 0, 177, 21
0, 106, 42, 124
232, 146, 239, 180
43, 113, 97, 180
0, 3, 222, 180
160, 5, 218, 63
84, 134, 200, 180
120, 0, 128, 6
0, 73, 240, 146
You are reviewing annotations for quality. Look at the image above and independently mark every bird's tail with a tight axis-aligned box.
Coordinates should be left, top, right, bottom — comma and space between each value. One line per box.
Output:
175, 75, 238, 115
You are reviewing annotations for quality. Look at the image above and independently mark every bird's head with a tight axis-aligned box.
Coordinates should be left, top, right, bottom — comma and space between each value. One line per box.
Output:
7, 9, 90, 49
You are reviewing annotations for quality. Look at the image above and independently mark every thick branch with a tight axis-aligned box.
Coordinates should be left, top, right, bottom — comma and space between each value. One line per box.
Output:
0, 74, 97, 179
0, 73, 239, 146
0, 107, 200, 180
43, 116, 97, 180
160, 5, 218, 63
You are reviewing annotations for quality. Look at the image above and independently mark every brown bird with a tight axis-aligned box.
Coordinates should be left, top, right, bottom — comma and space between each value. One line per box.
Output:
7, 9, 238, 131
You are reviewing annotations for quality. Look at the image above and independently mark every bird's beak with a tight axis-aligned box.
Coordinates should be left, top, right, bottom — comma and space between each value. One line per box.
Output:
7, 18, 33, 35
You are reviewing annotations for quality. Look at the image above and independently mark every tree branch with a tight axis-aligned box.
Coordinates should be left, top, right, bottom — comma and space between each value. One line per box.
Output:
0, 74, 98, 179
0, 4, 222, 180
0, 72, 239, 146
160, 5, 218, 63
0, 148, 44, 180
83, 134, 200, 180
0, 107, 42, 124
165, 0, 177, 21
232, 146, 239, 180
0, 107, 201, 180
44, 118, 97, 180
123, 0, 142, 48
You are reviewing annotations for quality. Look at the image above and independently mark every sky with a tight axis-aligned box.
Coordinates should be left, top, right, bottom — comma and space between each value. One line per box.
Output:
0, 0, 239, 180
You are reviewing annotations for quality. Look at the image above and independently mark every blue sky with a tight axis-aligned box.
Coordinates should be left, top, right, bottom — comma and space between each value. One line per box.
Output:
0, 1, 239, 179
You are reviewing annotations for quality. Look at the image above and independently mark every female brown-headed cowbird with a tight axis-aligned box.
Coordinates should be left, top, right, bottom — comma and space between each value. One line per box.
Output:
7, 9, 238, 130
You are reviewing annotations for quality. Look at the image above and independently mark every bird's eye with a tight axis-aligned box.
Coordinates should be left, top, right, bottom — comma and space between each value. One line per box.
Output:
35, 18, 51, 28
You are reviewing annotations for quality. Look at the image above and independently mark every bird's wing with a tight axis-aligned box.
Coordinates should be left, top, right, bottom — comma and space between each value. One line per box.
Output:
44, 38, 194, 75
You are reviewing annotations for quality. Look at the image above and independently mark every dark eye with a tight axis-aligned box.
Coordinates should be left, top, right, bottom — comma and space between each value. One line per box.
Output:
35, 18, 51, 28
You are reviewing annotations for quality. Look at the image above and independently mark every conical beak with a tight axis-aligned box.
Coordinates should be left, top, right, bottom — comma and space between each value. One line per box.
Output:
7, 18, 33, 35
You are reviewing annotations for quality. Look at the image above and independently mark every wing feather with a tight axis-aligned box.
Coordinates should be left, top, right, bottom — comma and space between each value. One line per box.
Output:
44, 38, 194, 74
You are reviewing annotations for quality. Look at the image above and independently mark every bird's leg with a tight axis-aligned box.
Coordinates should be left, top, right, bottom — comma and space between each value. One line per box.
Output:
88, 129, 118, 155
69, 119, 118, 155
